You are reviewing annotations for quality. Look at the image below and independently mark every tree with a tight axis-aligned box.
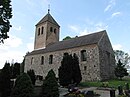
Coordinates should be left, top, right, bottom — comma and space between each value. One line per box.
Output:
114, 50, 130, 66
115, 59, 128, 79
0, 0, 12, 43
20, 58, 25, 74
0, 62, 11, 97
63, 36, 72, 40
42, 69, 59, 97
27, 69, 36, 85
11, 73, 34, 97
59, 53, 73, 86
10, 62, 20, 78
72, 53, 82, 85
58, 53, 82, 86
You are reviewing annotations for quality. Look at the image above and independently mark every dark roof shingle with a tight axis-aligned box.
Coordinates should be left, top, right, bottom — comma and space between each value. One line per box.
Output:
36, 13, 59, 26
27, 30, 106, 56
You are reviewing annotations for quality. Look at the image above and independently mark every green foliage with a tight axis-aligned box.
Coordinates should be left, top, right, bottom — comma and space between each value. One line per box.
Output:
10, 62, 20, 78
59, 53, 82, 86
11, 73, 34, 97
66, 93, 84, 97
59, 53, 73, 86
72, 53, 82, 85
42, 69, 59, 97
79, 78, 130, 89
114, 50, 130, 66
20, 58, 25, 74
63, 36, 72, 40
0, 62, 11, 97
0, 0, 12, 43
27, 69, 36, 85
115, 60, 128, 79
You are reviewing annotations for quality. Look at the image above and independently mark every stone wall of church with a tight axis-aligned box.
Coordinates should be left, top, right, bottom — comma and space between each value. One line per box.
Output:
98, 32, 116, 80
25, 44, 101, 82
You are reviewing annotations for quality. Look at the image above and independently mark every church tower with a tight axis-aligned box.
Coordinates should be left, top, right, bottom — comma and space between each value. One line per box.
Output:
34, 9, 60, 50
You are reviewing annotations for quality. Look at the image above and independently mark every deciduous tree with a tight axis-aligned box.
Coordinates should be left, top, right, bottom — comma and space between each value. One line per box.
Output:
0, 0, 12, 43
114, 50, 130, 66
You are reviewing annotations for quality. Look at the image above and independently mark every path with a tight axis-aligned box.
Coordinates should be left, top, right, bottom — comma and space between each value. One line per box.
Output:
59, 87, 119, 97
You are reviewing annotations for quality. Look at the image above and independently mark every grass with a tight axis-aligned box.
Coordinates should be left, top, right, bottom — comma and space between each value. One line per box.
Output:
79, 77, 130, 89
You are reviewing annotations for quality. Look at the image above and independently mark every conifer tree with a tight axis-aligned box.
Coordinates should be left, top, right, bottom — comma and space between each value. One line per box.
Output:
115, 59, 128, 79
72, 53, 82, 85
0, 62, 11, 97
27, 69, 36, 85
59, 53, 82, 86
59, 53, 73, 86
11, 73, 34, 97
42, 69, 59, 97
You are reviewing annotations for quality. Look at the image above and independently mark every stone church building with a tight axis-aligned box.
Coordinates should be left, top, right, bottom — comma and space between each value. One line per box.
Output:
24, 11, 116, 82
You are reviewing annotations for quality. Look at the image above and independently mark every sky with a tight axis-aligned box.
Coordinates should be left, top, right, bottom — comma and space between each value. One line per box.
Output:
0, 0, 130, 69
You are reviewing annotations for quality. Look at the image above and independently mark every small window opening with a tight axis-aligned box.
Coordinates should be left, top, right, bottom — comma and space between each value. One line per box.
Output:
81, 50, 87, 61
50, 27, 53, 32
49, 55, 53, 64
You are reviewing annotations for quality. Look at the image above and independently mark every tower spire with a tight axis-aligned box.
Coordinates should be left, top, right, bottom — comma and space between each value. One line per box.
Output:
48, 4, 50, 14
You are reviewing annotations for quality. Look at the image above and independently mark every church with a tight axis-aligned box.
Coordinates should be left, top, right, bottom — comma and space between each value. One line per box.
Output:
24, 10, 116, 82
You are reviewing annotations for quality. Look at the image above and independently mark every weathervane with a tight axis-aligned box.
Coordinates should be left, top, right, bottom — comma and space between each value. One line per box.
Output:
48, 4, 50, 13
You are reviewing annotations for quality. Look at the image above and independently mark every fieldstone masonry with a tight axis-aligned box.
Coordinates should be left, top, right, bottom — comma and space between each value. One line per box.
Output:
24, 11, 116, 82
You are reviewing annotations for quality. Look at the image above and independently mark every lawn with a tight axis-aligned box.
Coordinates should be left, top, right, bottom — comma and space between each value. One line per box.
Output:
79, 77, 130, 89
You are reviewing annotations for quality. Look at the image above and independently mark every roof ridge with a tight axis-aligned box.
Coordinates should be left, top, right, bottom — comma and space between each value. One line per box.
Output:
36, 13, 59, 26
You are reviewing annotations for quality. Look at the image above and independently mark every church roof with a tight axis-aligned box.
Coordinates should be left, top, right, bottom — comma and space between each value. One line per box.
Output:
36, 12, 60, 26
27, 30, 106, 56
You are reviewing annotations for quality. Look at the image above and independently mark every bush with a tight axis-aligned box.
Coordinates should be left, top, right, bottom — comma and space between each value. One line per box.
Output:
11, 73, 34, 97
42, 69, 59, 97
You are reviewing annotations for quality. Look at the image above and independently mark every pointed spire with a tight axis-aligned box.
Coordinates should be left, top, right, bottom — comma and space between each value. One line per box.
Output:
48, 4, 50, 14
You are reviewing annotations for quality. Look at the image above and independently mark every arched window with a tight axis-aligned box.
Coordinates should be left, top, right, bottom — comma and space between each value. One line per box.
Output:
31, 57, 33, 65
38, 28, 40, 36
50, 27, 53, 32
41, 27, 44, 34
81, 50, 87, 61
64, 52, 68, 56
41, 56, 44, 65
54, 28, 56, 34
49, 55, 53, 64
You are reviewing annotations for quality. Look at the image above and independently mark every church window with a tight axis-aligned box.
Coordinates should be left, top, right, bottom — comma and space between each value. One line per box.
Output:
81, 50, 87, 61
49, 55, 53, 64
31, 57, 33, 65
64, 52, 68, 56
38, 28, 40, 36
84, 66, 87, 70
41, 56, 44, 65
50, 27, 53, 32
54, 28, 56, 34
41, 27, 44, 34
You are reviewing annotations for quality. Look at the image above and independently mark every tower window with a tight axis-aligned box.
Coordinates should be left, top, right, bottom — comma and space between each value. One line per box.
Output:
38, 28, 40, 36
54, 28, 56, 34
81, 50, 87, 61
41, 27, 44, 34
49, 55, 53, 64
50, 27, 53, 32
41, 56, 44, 65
